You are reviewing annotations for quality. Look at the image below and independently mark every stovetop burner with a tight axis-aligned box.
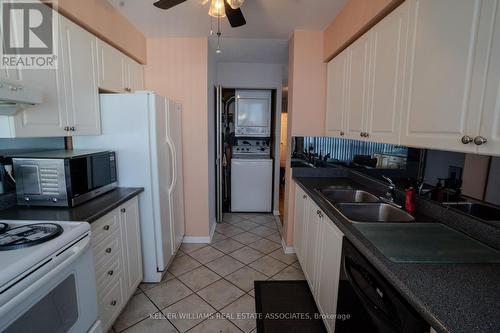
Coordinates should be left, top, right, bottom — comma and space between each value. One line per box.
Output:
0, 223, 63, 251
0, 223, 8, 234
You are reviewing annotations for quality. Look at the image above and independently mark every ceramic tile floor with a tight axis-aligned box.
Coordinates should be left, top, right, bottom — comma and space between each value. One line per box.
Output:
110, 213, 304, 333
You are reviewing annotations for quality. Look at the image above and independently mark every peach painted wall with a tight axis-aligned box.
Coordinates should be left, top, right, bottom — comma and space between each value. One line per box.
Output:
46, 0, 146, 63
283, 30, 326, 246
323, 0, 403, 61
145, 38, 210, 237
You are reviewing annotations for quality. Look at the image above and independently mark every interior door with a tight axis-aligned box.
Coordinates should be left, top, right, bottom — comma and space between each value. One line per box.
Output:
152, 94, 174, 271
167, 100, 185, 252
216, 85, 223, 222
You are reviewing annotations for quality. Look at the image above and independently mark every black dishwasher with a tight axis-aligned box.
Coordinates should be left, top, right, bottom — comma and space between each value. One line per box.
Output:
336, 239, 430, 333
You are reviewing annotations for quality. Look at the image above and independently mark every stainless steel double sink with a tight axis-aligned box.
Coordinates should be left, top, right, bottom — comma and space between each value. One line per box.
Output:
315, 187, 415, 223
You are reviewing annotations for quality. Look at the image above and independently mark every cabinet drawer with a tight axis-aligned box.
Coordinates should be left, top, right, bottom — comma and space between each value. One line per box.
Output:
98, 275, 125, 331
96, 252, 123, 294
92, 229, 122, 268
91, 210, 120, 246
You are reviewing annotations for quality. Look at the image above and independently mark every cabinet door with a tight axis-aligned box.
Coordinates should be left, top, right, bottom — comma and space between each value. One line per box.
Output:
60, 17, 100, 136
316, 216, 344, 333
10, 19, 68, 138
477, 1, 500, 156
400, 0, 484, 152
304, 202, 321, 295
97, 39, 126, 92
345, 33, 371, 140
325, 51, 347, 137
126, 58, 144, 92
366, 2, 409, 144
293, 184, 307, 262
119, 197, 143, 296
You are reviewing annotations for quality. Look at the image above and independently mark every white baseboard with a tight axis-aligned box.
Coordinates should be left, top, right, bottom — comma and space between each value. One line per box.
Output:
281, 237, 296, 254
183, 222, 216, 244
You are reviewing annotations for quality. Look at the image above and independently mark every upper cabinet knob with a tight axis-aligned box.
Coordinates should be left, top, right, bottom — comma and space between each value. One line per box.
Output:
474, 136, 487, 146
461, 136, 473, 144
340, 131, 345, 136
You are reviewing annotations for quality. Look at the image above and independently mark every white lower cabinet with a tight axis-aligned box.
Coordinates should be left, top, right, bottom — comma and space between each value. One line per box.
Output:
91, 196, 143, 332
293, 182, 344, 332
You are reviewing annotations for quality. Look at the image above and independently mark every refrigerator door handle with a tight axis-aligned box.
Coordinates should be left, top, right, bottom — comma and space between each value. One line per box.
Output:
167, 138, 176, 193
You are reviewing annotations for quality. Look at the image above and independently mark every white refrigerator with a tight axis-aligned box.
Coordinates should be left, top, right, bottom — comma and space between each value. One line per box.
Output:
74, 92, 185, 282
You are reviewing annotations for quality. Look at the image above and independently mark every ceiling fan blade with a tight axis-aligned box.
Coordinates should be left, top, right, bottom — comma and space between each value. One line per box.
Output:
153, 0, 186, 10
224, 1, 246, 28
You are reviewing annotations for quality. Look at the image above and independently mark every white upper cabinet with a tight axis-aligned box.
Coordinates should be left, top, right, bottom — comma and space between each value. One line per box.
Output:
3, 12, 68, 138
476, 1, 500, 156
125, 58, 145, 92
366, 3, 409, 144
59, 16, 100, 136
400, 0, 485, 152
325, 50, 348, 137
97, 39, 126, 92
97, 40, 144, 93
345, 33, 371, 141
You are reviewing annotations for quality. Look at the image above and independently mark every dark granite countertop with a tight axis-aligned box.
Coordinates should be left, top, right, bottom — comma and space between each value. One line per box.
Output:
293, 175, 500, 333
0, 188, 144, 223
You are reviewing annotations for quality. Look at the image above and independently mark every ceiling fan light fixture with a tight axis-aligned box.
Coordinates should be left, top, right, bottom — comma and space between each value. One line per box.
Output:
208, 0, 226, 17
226, 0, 244, 9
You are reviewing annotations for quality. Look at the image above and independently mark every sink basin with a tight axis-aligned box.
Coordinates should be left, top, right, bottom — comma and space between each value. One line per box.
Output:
335, 203, 415, 223
317, 189, 378, 204
444, 202, 500, 222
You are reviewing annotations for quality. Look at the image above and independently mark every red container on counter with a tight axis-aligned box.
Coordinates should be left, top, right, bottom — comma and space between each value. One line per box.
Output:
405, 187, 416, 215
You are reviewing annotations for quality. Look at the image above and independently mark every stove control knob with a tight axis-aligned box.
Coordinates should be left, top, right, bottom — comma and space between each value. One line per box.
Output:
51, 198, 58, 203
24, 197, 30, 201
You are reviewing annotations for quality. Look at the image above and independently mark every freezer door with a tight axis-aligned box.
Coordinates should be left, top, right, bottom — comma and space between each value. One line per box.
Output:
231, 159, 273, 212
167, 100, 185, 253
150, 94, 174, 271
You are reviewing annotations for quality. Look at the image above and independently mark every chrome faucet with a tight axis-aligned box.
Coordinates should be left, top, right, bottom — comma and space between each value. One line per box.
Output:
382, 176, 396, 202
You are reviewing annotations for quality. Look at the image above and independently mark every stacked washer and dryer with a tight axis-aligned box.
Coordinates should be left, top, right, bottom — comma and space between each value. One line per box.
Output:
230, 90, 273, 213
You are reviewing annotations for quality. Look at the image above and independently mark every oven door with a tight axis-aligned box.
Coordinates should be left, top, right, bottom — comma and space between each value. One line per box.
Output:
0, 236, 101, 333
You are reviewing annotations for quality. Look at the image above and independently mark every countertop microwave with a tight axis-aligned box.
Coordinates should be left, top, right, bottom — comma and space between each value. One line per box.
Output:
11, 150, 117, 207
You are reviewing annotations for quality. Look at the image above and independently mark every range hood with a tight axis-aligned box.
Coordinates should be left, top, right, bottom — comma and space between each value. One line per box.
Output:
0, 81, 43, 115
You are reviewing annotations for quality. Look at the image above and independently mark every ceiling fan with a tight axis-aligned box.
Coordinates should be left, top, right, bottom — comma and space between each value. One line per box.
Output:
153, 0, 247, 28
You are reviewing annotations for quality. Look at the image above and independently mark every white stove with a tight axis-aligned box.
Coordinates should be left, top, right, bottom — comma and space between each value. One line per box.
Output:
0, 220, 102, 333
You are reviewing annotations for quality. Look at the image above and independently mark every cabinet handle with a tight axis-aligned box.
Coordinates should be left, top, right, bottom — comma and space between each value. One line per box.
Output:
461, 136, 473, 144
302, 195, 307, 199
64, 126, 70, 131
70, 126, 75, 131
105, 248, 112, 253
121, 208, 126, 213
103, 225, 110, 231
125, 87, 131, 92
110, 300, 117, 306
364, 132, 369, 138
360, 132, 364, 137
340, 131, 345, 136
107, 270, 114, 276
316, 210, 321, 215
474, 136, 487, 146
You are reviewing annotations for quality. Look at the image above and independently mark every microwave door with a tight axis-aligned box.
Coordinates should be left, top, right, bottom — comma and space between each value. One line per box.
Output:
90, 154, 112, 189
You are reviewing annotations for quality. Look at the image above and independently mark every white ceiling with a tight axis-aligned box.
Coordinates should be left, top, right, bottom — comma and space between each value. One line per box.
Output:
109, 0, 346, 39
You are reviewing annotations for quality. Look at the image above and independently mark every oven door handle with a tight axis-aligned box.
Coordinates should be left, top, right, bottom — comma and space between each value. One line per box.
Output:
0, 236, 91, 318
